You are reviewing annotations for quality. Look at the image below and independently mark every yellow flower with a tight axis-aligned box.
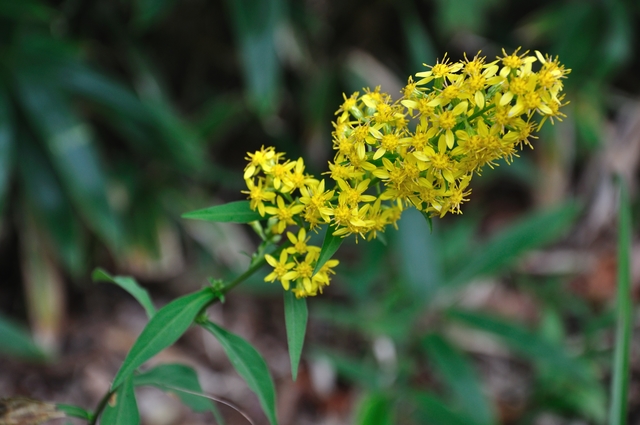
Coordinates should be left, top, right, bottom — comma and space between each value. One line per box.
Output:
263, 196, 305, 234
244, 146, 280, 179
242, 177, 276, 216
285, 228, 313, 255
264, 251, 295, 289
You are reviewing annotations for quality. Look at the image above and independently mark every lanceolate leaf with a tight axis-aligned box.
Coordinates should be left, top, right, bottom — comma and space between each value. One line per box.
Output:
92, 268, 156, 319
284, 291, 308, 381
182, 200, 263, 223
101, 375, 139, 425
421, 334, 494, 425
111, 289, 215, 389
55, 404, 93, 421
312, 225, 343, 275
134, 363, 223, 421
201, 320, 278, 425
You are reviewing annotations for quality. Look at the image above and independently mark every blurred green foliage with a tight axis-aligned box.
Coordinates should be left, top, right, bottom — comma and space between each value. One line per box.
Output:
0, 0, 638, 423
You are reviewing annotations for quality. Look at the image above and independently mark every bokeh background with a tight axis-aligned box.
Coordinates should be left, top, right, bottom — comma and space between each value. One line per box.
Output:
1, 0, 639, 424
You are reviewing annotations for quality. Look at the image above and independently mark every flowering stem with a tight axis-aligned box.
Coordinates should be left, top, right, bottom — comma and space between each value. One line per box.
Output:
221, 241, 291, 294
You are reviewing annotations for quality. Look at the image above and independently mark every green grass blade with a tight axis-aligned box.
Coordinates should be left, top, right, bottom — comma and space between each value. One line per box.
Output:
182, 200, 263, 223
608, 177, 632, 425
92, 268, 156, 319
111, 289, 215, 389
448, 201, 580, 288
284, 290, 308, 381
201, 320, 278, 425
101, 375, 139, 425
312, 225, 343, 275
421, 333, 495, 425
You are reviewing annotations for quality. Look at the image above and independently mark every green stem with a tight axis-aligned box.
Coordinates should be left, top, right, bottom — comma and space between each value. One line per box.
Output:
466, 103, 496, 122
221, 241, 291, 294
89, 388, 115, 425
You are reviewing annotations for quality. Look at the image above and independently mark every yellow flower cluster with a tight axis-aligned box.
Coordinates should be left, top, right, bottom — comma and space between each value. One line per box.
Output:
241, 147, 338, 298
243, 48, 569, 297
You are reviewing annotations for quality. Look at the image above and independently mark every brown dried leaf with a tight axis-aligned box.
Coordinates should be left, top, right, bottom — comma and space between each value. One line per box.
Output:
0, 397, 64, 425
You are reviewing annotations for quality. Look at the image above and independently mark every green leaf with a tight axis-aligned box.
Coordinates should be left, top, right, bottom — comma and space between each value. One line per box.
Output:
14, 72, 122, 251
0, 313, 46, 361
448, 202, 580, 287
395, 208, 442, 299
0, 0, 53, 21
92, 268, 156, 319
448, 309, 590, 382
354, 392, 393, 425
0, 87, 14, 216
225, 0, 283, 115
609, 176, 632, 425
410, 391, 485, 425
182, 200, 263, 223
17, 132, 85, 275
201, 320, 278, 425
101, 375, 139, 425
55, 404, 93, 421
312, 225, 343, 275
421, 334, 494, 425
111, 289, 215, 389
134, 363, 223, 422
284, 291, 307, 381
134, 0, 178, 29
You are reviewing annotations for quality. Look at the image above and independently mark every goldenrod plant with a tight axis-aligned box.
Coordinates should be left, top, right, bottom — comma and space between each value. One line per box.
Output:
22, 49, 574, 425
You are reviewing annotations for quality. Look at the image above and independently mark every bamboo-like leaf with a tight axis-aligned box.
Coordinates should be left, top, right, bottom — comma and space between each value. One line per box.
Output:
312, 225, 343, 275
101, 375, 139, 425
182, 200, 263, 223
0, 87, 13, 216
17, 133, 84, 275
448, 202, 580, 287
422, 334, 494, 425
92, 268, 156, 319
0, 313, 45, 361
448, 309, 589, 382
225, 0, 283, 116
201, 320, 278, 425
608, 177, 632, 425
411, 391, 485, 425
14, 72, 122, 251
284, 291, 307, 380
111, 289, 215, 389
354, 392, 393, 425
